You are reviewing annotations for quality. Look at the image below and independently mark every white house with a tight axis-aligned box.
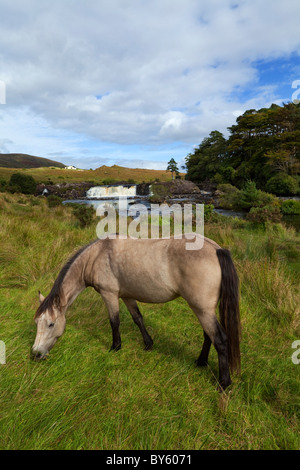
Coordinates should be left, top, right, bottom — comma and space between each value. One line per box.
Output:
65, 165, 78, 170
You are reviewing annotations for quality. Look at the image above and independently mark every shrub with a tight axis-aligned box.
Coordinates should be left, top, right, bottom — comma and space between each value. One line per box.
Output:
102, 178, 117, 185
73, 205, 95, 227
238, 180, 259, 210
218, 181, 279, 212
204, 204, 214, 221
149, 183, 169, 203
0, 178, 7, 192
47, 195, 62, 208
217, 184, 241, 210
9, 173, 37, 194
247, 205, 282, 224
6, 185, 21, 194
254, 189, 279, 208
266, 173, 299, 195
280, 199, 300, 215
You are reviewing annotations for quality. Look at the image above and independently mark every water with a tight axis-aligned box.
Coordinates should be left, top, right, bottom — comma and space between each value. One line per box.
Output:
63, 198, 176, 216
63, 190, 300, 232
86, 184, 136, 198
214, 208, 246, 219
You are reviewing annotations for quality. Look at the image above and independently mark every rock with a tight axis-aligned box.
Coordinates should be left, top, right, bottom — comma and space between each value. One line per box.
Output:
151, 180, 200, 196
36, 182, 94, 199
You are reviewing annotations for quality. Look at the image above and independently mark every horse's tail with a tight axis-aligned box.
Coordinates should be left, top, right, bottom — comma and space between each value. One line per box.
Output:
216, 248, 241, 374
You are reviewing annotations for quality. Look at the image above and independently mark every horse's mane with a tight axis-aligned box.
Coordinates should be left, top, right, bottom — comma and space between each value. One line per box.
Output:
35, 240, 98, 318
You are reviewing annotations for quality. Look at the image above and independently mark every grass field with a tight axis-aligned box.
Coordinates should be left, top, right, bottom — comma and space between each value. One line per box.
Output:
0, 164, 178, 185
0, 193, 299, 450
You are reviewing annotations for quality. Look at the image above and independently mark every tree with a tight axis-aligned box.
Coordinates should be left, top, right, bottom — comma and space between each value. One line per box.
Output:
266, 173, 299, 195
9, 173, 36, 194
73, 205, 94, 228
166, 158, 179, 180
185, 103, 300, 191
185, 131, 227, 183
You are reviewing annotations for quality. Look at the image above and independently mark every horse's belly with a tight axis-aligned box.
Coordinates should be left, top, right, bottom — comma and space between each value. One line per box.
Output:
119, 281, 178, 303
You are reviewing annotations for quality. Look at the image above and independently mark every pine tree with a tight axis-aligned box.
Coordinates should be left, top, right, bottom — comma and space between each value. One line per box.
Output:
166, 158, 179, 180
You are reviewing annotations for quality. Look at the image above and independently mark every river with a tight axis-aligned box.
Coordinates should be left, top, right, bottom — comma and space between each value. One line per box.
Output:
63, 198, 300, 232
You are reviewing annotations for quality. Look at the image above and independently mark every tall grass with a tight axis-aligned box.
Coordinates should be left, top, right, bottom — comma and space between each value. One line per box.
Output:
0, 194, 299, 449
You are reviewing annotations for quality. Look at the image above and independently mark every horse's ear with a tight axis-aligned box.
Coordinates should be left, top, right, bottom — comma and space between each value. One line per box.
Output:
38, 291, 45, 303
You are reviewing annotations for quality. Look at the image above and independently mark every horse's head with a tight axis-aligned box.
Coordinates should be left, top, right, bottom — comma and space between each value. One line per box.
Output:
32, 292, 66, 360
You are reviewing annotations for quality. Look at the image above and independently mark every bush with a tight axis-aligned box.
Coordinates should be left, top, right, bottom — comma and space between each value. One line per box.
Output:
247, 205, 282, 224
238, 180, 259, 210
47, 195, 62, 208
102, 178, 117, 185
9, 173, 37, 194
217, 184, 241, 210
149, 183, 169, 203
254, 189, 279, 208
280, 199, 300, 215
0, 178, 7, 192
218, 181, 279, 212
266, 173, 299, 195
73, 205, 95, 227
204, 204, 214, 221
6, 185, 21, 194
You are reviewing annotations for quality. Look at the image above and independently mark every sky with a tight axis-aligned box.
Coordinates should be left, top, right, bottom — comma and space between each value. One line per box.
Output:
0, 0, 300, 170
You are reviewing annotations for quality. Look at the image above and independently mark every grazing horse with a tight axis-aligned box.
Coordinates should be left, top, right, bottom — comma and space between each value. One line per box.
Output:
32, 235, 241, 390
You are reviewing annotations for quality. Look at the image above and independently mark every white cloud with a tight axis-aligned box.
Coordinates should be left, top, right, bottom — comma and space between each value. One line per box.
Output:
0, 0, 300, 167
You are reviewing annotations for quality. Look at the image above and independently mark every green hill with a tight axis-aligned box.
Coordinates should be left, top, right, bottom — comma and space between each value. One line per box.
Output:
0, 153, 65, 168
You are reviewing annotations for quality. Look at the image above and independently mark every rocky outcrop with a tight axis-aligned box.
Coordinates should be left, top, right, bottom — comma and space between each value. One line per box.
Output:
136, 182, 151, 196
35, 179, 221, 206
36, 182, 94, 199
149, 180, 221, 206
151, 180, 200, 195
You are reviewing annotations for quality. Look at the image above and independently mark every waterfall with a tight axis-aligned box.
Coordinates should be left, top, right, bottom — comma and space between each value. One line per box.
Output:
86, 184, 137, 199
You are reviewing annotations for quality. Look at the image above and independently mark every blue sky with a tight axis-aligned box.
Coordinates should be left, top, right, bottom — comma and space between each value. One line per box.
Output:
0, 0, 300, 170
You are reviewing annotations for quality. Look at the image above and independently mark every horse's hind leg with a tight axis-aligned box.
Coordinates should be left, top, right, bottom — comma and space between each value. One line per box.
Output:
192, 307, 231, 391
122, 298, 153, 350
196, 331, 211, 367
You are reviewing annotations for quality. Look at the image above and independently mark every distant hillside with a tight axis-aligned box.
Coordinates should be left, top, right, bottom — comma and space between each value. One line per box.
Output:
0, 153, 65, 168
0, 162, 184, 185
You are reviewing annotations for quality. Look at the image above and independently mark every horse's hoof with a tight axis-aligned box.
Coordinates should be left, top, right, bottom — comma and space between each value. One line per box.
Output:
195, 359, 208, 367
217, 379, 232, 392
109, 344, 121, 352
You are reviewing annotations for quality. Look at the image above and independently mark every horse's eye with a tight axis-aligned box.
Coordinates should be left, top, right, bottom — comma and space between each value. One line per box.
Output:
48, 322, 55, 328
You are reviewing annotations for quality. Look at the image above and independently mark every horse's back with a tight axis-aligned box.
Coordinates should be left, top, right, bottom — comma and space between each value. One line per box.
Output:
88, 235, 222, 305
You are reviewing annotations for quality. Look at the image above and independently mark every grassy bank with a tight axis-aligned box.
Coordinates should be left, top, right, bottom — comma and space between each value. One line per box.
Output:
0, 164, 178, 185
0, 193, 299, 450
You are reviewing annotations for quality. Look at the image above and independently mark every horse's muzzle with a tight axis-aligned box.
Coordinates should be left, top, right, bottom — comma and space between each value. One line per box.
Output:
31, 349, 47, 361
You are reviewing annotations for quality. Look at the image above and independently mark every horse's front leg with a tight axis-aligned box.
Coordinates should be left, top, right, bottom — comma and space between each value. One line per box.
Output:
101, 291, 121, 351
122, 298, 153, 350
